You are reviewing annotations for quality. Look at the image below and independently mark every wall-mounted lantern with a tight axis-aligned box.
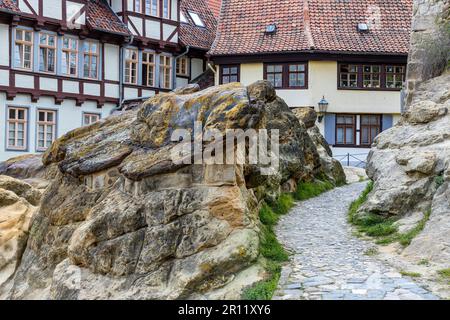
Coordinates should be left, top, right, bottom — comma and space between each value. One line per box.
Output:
317, 96, 329, 123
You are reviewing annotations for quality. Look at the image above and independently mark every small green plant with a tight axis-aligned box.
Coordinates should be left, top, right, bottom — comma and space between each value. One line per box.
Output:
364, 247, 379, 256
438, 268, 450, 278
242, 261, 281, 300
348, 181, 373, 224
400, 270, 422, 278
243, 193, 294, 300
418, 259, 430, 266
397, 210, 431, 247
434, 175, 445, 188
294, 179, 334, 201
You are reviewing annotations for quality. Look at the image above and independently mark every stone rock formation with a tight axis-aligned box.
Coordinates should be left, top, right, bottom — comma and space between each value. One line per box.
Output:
0, 176, 41, 298
1, 81, 341, 299
363, 1, 450, 265
293, 108, 346, 186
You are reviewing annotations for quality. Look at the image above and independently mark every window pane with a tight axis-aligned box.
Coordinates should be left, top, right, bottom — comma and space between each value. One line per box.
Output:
336, 128, 344, 144
345, 128, 353, 144
9, 109, 15, 119
39, 112, 45, 121
361, 127, 369, 144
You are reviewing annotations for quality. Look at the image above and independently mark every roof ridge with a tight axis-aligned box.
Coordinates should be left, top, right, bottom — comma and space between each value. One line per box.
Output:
303, 0, 315, 50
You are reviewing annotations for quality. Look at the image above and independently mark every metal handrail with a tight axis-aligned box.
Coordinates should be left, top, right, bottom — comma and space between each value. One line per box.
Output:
333, 153, 368, 168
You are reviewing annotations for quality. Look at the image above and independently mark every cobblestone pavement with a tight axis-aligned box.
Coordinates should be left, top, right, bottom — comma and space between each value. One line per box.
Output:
273, 182, 439, 300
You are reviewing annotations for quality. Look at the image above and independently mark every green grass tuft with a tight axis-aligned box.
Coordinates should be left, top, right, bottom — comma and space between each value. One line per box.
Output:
397, 210, 431, 247
400, 270, 422, 278
437, 268, 450, 278
348, 181, 373, 224
434, 175, 444, 188
364, 247, 379, 256
272, 193, 295, 215
259, 224, 289, 262
242, 261, 281, 300
294, 179, 334, 201
259, 203, 279, 226
418, 259, 430, 266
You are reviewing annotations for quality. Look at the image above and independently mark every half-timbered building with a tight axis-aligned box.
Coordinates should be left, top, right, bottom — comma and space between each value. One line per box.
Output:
0, 0, 218, 161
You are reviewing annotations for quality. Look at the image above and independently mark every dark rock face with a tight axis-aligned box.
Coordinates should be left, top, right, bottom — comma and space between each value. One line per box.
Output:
2, 81, 341, 299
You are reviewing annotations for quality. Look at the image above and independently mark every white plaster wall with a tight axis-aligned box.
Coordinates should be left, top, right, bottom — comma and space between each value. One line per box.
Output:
18, 0, 33, 14
84, 83, 101, 96
146, 20, 161, 39
163, 24, 176, 42
124, 87, 138, 99
105, 83, 120, 98
40, 77, 58, 92
191, 58, 204, 80
226, 61, 402, 114
129, 16, 143, 36
62, 80, 79, 94
104, 44, 120, 81
0, 70, 9, 86
15, 75, 34, 89
0, 24, 9, 66
43, 0, 62, 20
176, 77, 189, 88
0, 93, 115, 161
141, 89, 156, 97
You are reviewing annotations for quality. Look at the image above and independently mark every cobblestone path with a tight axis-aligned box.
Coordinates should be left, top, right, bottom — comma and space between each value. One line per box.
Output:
273, 182, 438, 300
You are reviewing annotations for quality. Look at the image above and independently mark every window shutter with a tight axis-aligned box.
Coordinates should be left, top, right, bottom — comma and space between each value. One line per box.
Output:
382, 114, 393, 131
324, 114, 336, 145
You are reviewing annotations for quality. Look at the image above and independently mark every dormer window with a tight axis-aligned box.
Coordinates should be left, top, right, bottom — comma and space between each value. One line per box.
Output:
188, 11, 205, 27
180, 12, 188, 23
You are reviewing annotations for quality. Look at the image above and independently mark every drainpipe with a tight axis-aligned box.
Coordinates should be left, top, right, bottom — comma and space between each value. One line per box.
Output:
173, 46, 190, 89
110, 35, 134, 115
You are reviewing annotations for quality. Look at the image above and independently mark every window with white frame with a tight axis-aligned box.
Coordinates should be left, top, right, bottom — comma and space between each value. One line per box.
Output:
39, 33, 56, 73
176, 57, 188, 76
163, 0, 170, 19
142, 52, 155, 86
160, 55, 172, 89
36, 110, 56, 151
83, 113, 100, 126
125, 48, 138, 84
145, 0, 158, 16
14, 29, 33, 70
62, 37, 78, 76
180, 12, 188, 23
188, 11, 205, 27
83, 41, 99, 79
7, 107, 28, 150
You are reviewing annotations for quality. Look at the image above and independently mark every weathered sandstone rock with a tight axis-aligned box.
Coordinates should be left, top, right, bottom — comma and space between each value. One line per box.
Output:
1, 81, 339, 299
0, 176, 40, 298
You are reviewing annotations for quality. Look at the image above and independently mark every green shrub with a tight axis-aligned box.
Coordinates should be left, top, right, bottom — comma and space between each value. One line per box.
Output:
435, 175, 444, 188
272, 193, 295, 215
400, 270, 421, 278
294, 179, 334, 201
259, 224, 289, 262
259, 203, 278, 226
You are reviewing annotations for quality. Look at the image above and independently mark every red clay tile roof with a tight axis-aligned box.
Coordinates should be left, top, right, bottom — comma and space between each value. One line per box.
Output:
86, 0, 131, 36
180, 0, 218, 50
0, 0, 21, 13
209, 0, 413, 56
206, 0, 222, 18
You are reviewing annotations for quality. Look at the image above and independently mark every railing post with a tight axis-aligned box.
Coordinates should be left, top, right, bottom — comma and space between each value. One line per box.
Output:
347, 153, 350, 166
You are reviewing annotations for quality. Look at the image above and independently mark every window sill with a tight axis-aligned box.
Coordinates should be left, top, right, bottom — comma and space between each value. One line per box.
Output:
337, 87, 402, 92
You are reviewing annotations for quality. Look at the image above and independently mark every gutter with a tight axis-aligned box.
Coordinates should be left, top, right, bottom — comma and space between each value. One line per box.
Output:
173, 46, 191, 89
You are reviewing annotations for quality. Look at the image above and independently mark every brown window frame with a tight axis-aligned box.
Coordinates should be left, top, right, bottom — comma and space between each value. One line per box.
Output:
360, 114, 381, 146
7, 107, 28, 151
338, 63, 406, 91
385, 65, 406, 89
335, 114, 356, 146
36, 109, 57, 152
219, 64, 240, 84
263, 62, 308, 89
